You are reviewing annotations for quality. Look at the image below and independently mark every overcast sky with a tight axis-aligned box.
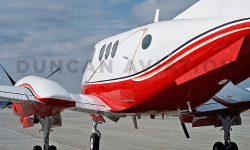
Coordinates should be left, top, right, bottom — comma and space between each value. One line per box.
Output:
1, 0, 249, 94
2, 0, 248, 94
0, 0, 202, 93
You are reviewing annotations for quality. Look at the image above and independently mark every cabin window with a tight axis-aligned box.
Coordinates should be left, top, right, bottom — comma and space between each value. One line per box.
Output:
105, 42, 112, 59
111, 40, 119, 58
88, 47, 96, 63
142, 34, 152, 50
99, 44, 106, 61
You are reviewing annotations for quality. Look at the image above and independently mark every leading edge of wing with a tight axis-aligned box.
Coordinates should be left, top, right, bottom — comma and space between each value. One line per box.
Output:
0, 85, 36, 103
0, 83, 130, 115
67, 93, 132, 115
184, 82, 250, 118
213, 82, 250, 107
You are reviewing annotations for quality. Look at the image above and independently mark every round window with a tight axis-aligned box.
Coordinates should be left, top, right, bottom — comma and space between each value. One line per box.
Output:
111, 40, 119, 58
99, 44, 106, 61
142, 34, 152, 50
105, 42, 112, 59
88, 47, 96, 63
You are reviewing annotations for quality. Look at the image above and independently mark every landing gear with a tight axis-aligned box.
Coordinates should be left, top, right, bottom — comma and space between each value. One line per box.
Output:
230, 142, 238, 150
90, 119, 102, 150
90, 133, 100, 150
213, 142, 238, 150
49, 145, 57, 150
36, 116, 57, 150
213, 116, 238, 150
33, 145, 42, 150
213, 142, 225, 150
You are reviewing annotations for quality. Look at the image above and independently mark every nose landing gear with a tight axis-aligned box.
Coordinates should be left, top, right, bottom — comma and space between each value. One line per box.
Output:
90, 119, 102, 150
213, 116, 238, 150
33, 116, 59, 150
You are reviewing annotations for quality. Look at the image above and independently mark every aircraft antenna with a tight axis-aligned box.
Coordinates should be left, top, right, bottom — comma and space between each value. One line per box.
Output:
154, 9, 160, 23
46, 68, 60, 79
180, 117, 190, 138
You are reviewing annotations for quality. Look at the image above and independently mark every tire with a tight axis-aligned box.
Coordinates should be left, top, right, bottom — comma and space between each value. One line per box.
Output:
33, 145, 42, 150
213, 142, 226, 150
90, 133, 100, 150
49, 145, 57, 150
230, 142, 238, 150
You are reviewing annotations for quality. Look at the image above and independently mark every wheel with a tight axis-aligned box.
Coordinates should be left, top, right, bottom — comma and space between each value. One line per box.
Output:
213, 142, 225, 150
33, 145, 42, 150
229, 142, 238, 150
90, 133, 100, 150
49, 145, 57, 150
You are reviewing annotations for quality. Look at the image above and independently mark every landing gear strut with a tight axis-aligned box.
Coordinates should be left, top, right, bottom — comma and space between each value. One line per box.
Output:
33, 116, 57, 150
90, 119, 102, 150
213, 115, 238, 150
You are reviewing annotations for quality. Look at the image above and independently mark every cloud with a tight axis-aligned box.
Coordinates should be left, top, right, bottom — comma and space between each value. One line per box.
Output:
0, 1, 118, 34
107, 0, 131, 6
0, 0, 199, 93
0, 30, 26, 45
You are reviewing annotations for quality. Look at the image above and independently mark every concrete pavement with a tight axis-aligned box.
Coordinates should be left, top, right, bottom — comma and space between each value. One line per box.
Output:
0, 109, 249, 150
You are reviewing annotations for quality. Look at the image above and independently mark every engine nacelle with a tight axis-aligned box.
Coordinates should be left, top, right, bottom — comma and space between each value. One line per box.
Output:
15, 76, 75, 107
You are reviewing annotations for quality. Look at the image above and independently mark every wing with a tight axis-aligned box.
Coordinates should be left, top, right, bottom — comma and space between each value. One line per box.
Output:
0, 85, 122, 115
181, 82, 250, 127
174, 0, 250, 20
0, 75, 130, 124
213, 82, 250, 107
0, 85, 36, 103
0, 84, 122, 121
67, 93, 112, 114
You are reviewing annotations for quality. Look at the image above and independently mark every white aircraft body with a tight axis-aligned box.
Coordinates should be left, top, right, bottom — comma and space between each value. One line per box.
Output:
1, 0, 250, 150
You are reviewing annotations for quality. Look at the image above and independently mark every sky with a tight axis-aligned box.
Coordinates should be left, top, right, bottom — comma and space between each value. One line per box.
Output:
1, 0, 249, 93
0, 0, 201, 93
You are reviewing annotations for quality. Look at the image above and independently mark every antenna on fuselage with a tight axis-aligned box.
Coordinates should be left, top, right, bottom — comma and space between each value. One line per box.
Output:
154, 9, 160, 23
46, 67, 60, 79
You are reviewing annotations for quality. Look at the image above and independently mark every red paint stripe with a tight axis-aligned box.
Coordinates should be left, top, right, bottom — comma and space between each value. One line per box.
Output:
18, 83, 76, 107
135, 22, 250, 80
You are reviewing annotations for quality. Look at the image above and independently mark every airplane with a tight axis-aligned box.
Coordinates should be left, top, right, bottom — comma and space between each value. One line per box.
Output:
1, 0, 250, 150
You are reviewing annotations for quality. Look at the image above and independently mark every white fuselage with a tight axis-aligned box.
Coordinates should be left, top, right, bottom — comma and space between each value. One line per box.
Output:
83, 16, 244, 85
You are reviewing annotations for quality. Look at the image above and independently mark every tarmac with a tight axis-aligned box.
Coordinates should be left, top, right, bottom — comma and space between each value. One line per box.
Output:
0, 109, 250, 150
